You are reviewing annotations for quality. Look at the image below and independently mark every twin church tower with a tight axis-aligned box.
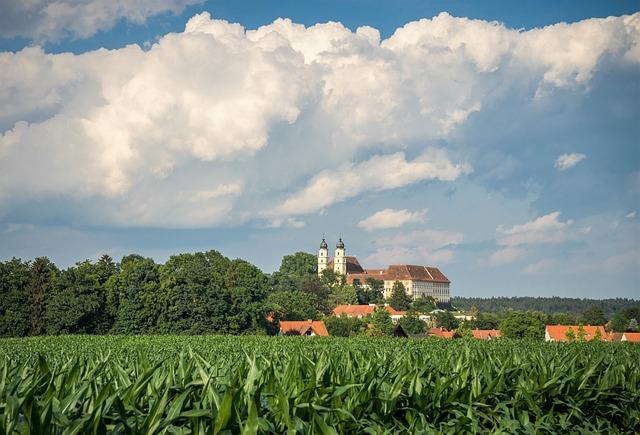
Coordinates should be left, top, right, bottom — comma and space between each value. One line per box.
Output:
317, 237, 346, 276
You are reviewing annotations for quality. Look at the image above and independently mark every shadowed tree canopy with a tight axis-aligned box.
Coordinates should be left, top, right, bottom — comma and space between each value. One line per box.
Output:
27, 257, 58, 336
388, 281, 411, 311
499, 311, 545, 340
46, 260, 113, 335
0, 258, 31, 337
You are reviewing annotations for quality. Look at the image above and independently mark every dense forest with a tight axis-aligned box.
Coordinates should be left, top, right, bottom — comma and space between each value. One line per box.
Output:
452, 297, 639, 318
0, 251, 388, 337
1, 251, 638, 337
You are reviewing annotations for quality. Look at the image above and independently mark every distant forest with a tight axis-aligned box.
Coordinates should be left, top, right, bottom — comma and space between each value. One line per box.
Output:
452, 297, 639, 318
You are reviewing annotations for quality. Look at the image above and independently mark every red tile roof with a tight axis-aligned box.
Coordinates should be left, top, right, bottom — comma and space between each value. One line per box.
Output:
472, 329, 502, 340
279, 320, 329, 336
428, 327, 456, 339
333, 304, 405, 318
345, 264, 450, 284
326, 256, 365, 274
545, 325, 607, 342
623, 332, 640, 342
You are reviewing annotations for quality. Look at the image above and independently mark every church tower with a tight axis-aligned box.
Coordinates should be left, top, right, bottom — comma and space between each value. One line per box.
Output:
317, 238, 328, 276
334, 238, 346, 275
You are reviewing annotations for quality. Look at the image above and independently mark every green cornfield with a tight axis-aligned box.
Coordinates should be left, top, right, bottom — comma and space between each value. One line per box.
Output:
0, 336, 638, 434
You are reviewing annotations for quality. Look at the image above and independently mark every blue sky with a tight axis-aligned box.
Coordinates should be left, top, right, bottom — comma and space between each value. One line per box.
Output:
0, 0, 638, 298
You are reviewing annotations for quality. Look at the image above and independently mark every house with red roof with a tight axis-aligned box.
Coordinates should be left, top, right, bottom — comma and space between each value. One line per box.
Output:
544, 325, 607, 342
622, 332, 640, 343
279, 320, 329, 336
317, 237, 451, 303
428, 327, 456, 339
472, 329, 502, 340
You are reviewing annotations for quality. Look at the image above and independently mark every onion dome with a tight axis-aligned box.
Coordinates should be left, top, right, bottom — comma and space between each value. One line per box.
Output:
336, 237, 345, 249
320, 238, 328, 249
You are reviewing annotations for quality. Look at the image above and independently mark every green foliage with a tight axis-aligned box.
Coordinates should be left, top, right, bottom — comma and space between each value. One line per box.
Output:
469, 312, 500, 330
499, 311, 545, 340
388, 281, 411, 311
27, 257, 58, 336
328, 283, 357, 308
452, 296, 638, 318
354, 278, 384, 305
325, 315, 364, 337
398, 309, 426, 335
368, 306, 394, 336
411, 296, 437, 314
106, 255, 160, 334
550, 312, 578, 325
457, 324, 473, 339
277, 252, 317, 277
609, 307, 640, 332
267, 291, 320, 321
610, 313, 631, 332
581, 306, 606, 325
46, 260, 112, 335
0, 335, 638, 433
434, 311, 460, 331
0, 258, 31, 337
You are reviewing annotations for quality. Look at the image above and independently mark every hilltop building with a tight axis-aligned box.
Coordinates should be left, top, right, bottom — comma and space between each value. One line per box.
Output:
317, 238, 451, 303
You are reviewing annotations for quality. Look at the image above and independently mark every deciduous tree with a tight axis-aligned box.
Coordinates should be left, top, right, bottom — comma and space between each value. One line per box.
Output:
388, 281, 411, 311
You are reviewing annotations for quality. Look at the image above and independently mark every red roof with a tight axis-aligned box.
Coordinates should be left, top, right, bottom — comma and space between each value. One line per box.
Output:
346, 264, 450, 284
472, 329, 502, 340
333, 304, 405, 318
279, 320, 329, 336
428, 327, 456, 339
326, 256, 365, 274
545, 325, 607, 342
623, 332, 640, 342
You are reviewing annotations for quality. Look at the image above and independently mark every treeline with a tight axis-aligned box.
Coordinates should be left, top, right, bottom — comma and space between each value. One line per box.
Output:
0, 251, 395, 337
452, 296, 638, 318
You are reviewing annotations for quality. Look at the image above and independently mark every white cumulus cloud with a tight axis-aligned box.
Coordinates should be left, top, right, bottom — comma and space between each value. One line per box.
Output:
0, 0, 203, 42
273, 149, 470, 217
0, 12, 638, 227
555, 153, 586, 170
497, 211, 573, 246
357, 208, 427, 231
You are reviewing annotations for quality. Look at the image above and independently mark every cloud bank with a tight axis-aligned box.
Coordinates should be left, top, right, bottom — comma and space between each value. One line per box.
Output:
0, 12, 638, 228
357, 208, 427, 231
0, 0, 203, 42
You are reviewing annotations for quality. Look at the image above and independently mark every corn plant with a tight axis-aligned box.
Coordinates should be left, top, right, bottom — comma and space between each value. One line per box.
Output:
0, 336, 638, 433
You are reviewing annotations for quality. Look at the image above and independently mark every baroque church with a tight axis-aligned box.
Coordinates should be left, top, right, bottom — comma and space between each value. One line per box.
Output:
317, 238, 451, 303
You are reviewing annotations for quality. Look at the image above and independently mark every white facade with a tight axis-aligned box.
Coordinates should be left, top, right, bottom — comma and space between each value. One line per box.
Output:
383, 280, 451, 303
317, 243, 328, 276
334, 240, 346, 275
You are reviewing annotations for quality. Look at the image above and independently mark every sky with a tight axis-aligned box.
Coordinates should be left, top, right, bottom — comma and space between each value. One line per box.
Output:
0, 0, 638, 298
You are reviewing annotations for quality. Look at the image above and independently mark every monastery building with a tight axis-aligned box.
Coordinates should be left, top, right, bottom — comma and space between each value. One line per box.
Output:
317, 238, 451, 303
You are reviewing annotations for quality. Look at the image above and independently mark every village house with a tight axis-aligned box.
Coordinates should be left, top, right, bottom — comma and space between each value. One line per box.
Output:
318, 238, 451, 303
428, 327, 456, 339
621, 332, 640, 343
472, 329, 502, 340
279, 320, 329, 336
544, 325, 607, 342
